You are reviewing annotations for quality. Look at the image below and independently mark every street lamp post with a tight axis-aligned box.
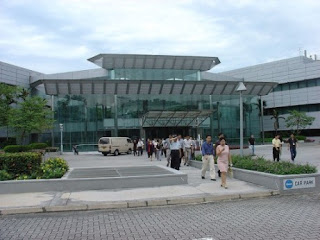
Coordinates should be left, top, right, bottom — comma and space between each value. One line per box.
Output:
236, 82, 247, 156
59, 123, 64, 155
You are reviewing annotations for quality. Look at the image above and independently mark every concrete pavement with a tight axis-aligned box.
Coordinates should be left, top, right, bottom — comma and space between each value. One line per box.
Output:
0, 151, 278, 215
1, 194, 320, 240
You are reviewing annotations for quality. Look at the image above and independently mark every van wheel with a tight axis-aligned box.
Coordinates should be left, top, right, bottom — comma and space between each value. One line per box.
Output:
103, 152, 107, 156
114, 150, 119, 156
127, 149, 132, 154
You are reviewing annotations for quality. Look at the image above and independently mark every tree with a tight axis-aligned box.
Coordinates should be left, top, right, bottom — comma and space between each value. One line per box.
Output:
285, 110, 315, 135
8, 96, 54, 144
270, 109, 285, 134
0, 83, 28, 139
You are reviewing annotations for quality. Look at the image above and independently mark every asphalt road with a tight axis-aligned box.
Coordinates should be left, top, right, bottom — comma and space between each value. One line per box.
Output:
1, 194, 320, 240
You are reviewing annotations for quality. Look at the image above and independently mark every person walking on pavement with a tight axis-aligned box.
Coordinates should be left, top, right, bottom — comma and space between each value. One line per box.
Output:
164, 135, 171, 167
137, 139, 144, 156
184, 135, 192, 166
214, 133, 225, 178
201, 135, 216, 181
178, 135, 184, 168
248, 135, 255, 156
288, 133, 298, 162
272, 134, 281, 162
190, 137, 196, 160
170, 135, 181, 170
133, 139, 137, 156
147, 139, 154, 161
156, 139, 161, 161
216, 137, 232, 189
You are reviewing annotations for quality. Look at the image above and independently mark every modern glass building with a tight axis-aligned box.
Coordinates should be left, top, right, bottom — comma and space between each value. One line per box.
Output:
1, 54, 277, 150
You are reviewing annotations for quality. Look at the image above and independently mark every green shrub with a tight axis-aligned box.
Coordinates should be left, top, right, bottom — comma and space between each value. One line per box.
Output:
0, 152, 42, 177
3, 145, 32, 153
28, 143, 48, 149
0, 170, 13, 181
41, 157, 69, 179
195, 155, 202, 161
296, 135, 306, 141
232, 155, 317, 175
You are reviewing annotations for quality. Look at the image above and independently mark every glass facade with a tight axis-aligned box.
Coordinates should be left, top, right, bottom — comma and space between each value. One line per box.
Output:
272, 77, 320, 92
51, 92, 261, 151
110, 69, 200, 81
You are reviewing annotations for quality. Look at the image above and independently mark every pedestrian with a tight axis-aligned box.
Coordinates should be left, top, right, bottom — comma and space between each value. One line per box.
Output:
156, 139, 161, 161
73, 145, 79, 155
248, 134, 255, 156
165, 135, 172, 167
178, 135, 184, 168
184, 135, 192, 166
201, 135, 216, 181
216, 137, 232, 189
137, 139, 144, 156
170, 135, 181, 170
214, 133, 225, 178
190, 137, 196, 160
288, 133, 298, 162
147, 139, 154, 161
272, 134, 281, 162
279, 135, 284, 160
133, 139, 137, 156
153, 139, 158, 158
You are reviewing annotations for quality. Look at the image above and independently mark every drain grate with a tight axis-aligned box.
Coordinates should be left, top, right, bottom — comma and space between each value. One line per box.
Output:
67, 166, 174, 179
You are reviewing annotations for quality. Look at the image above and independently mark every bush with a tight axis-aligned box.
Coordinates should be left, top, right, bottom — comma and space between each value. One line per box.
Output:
3, 145, 32, 153
29, 143, 48, 149
232, 155, 317, 175
0, 152, 42, 177
40, 157, 69, 179
296, 135, 306, 141
0, 170, 13, 181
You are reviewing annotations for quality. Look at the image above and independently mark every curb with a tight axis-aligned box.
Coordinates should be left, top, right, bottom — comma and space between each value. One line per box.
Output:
0, 190, 279, 216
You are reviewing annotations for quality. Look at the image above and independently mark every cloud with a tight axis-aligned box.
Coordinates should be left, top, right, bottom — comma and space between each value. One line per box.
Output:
0, 0, 319, 73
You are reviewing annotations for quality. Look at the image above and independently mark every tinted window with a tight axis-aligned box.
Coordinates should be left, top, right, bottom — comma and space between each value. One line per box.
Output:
127, 139, 132, 143
298, 81, 307, 88
290, 82, 298, 90
99, 138, 109, 144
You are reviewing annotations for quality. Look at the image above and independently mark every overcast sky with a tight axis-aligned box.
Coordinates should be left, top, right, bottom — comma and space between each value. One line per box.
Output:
0, 0, 319, 74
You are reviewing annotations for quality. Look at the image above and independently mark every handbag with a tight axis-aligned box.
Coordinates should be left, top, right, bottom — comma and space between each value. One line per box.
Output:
228, 167, 233, 178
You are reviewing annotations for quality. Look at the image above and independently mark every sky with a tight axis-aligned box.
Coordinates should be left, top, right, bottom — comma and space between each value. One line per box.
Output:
0, 0, 319, 74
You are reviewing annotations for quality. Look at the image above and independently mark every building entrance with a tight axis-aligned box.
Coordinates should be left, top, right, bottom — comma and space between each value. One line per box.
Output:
144, 127, 191, 139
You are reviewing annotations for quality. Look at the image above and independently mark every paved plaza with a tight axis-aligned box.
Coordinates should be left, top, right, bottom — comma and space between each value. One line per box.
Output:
1, 193, 320, 240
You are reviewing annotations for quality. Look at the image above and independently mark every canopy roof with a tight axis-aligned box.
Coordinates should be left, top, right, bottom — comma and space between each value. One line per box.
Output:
142, 110, 214, 127
87, 54, 220, 71
33, 78, 277, 96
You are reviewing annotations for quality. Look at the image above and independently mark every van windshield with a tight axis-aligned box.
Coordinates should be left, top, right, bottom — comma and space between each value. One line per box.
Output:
99, 138, 109, 144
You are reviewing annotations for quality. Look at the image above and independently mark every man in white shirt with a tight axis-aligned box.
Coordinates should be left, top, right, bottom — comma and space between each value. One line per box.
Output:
272, 135, 281, 162
137, 139, 144, 156
178, 135, 184, 167
184, 136, 192, 166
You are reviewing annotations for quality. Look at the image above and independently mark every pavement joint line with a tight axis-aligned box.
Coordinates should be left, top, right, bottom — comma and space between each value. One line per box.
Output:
0, 191, 285, 216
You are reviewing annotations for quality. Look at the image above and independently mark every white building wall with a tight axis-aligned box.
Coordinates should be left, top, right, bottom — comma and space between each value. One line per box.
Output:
0, 61, 42, 87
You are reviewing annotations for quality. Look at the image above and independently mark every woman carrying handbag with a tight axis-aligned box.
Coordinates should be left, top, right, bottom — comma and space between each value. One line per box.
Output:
216, 137, 232, 189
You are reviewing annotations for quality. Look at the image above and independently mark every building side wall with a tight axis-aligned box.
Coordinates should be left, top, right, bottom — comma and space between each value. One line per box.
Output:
0, 61, 42, 87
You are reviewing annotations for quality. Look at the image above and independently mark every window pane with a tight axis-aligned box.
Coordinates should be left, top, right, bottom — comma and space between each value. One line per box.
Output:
307, 79, 317, 87
282, 84, 289, 91
290, 82, 298, 90
298, 81, 307, 88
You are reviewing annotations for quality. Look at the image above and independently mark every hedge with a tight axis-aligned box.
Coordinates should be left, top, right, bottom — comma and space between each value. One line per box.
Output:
232, 155, 317, 175
3, 143, 48, 153
41, 157, 69, 179
3, 145, 32, 153
0, 152, 42, 177
28, 143, 48, 150
194, 154, 317, 175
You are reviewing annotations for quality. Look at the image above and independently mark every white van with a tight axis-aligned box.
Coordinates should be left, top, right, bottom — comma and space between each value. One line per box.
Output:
98, 137, 133, 156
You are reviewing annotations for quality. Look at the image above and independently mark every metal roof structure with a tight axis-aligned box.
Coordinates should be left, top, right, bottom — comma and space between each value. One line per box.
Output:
142, 110, 214, 127
87, 54, 220, 71
32, 78, 277, 96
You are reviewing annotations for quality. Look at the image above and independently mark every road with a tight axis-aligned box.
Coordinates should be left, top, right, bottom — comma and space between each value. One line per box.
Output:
1, 194, 320, 240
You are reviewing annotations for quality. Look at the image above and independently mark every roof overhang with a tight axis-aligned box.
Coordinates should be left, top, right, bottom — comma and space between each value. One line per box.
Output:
142, 110, 214, 127
87, 54, 220, 71
32, 79, 277, 96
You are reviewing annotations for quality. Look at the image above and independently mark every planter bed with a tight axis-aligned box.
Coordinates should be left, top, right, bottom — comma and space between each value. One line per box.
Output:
189, 160, 319, 194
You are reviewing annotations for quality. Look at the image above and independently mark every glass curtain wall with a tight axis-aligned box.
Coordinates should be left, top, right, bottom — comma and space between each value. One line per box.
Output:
52, 93, 261, 151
